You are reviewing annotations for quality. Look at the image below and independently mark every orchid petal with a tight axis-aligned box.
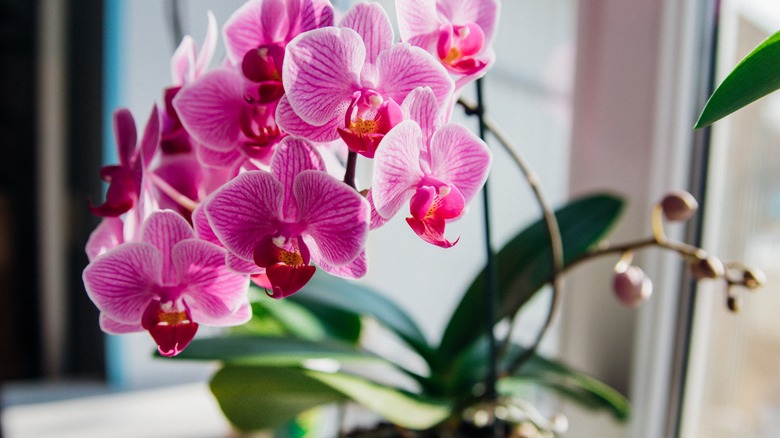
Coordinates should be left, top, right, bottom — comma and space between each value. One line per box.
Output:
366, 189, 389, 230
292, 0, 334, 38
395, 0, 439, 47
401, 86, 441, 148
437, 0, 500, 43
260, 0, 290, 43
83, 243, 160, 324
340, 2, 394, 64
174, 239, 250, 325
86, 217, 125, 261
205, 171, 282, 262
100, 313, 143, 334
113, 108, 137, 167
199, 300, 252, 326
283, 27, 364, 126
272, 136, 326, 219
195, 11, 218, 78
141, 211, 195, 282
139, 105, 161, 170
428, 123, 491, 203
171, 35, 196, 85
295, 170, 369, 266
227, 253, 262, 275
174, 68, 247, 151
196, 142, 243, 169
276, 95, 342, 142
223, 0, 273, 65
318, 249, 368, 279
192, 203, 219, 245
377, 43, 453, 108
372, 121, 425, 219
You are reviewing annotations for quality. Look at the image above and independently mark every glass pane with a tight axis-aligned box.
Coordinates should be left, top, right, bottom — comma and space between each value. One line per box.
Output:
682, 11, 780, 438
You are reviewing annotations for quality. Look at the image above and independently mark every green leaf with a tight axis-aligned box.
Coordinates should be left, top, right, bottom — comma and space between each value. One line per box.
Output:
210, 366, 348, 431
500, 354, 630, 421
173, 335, 381, 366
249, 295, 362, 343
438, 194, 624, 362
211, 366, 453, 432
291, 272, 434, 360
696, 30, 780, 128
310, 371, 452, 430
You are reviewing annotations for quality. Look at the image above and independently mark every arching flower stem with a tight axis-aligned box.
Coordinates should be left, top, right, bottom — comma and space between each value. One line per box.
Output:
458, 96, 565, 377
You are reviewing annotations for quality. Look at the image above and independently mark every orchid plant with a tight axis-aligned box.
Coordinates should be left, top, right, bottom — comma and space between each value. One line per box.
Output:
82, 0, 768, 436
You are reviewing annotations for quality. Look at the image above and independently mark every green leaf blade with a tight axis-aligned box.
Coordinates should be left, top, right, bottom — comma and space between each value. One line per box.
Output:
438, 194, 624, 363
210, 366, 347, 431
696, 30, 780, 128
210, 365, 453, 432
172, 335, 381, 366
291, 272, 434, 360
500, 354, 631, 422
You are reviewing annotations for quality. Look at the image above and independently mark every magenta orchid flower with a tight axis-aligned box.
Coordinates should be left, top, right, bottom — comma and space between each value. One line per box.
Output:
83, 210, 251, 357
396, 0, 500, 89
204, 136, 369, 298
279, 2, 453, 158
89, 107, 159, 217
372, 87, 491, 247
223, 0, 334, 103
173, 0, 334, 171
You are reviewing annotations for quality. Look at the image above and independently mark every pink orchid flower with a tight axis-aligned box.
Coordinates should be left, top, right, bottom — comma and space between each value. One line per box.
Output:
204, 136, 369, 298
279, 2, 453, 158
396, 0, 500, 89
223, 0, 334, 103
88, 107, 159, 217
372, 87, 491, 247
82, 210, 251, 357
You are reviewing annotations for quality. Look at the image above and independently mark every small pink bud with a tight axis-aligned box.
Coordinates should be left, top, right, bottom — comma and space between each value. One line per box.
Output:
660, 191, 699, 222
613, 266, 653, 307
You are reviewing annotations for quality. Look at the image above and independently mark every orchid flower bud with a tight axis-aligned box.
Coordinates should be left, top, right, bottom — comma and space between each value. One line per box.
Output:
690, 256, 725, 280
742, 268, 766, 290
613, 265, 653, 307
660, 190, 699, 222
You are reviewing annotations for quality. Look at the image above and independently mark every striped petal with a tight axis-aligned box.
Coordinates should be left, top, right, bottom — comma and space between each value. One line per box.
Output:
141, 211, 194, 282
205, 171, 283, 262
83, 243, 160, 325
427, 123, 491, 203
340, 2, 394, 64
295, 170, 369, 267
174, 239, 250, 326
372, 121, 425, 219
283, 27, 364, 126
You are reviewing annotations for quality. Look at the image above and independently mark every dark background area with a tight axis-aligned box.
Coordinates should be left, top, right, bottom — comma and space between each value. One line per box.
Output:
0, 0, 105, 383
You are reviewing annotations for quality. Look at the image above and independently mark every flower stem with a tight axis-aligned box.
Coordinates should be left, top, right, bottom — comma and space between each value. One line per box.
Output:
474, 79, 500, 409
343, 150, 358, 190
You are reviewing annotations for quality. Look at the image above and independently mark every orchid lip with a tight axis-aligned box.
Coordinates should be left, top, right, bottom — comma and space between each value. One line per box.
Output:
141, 298, 199, 357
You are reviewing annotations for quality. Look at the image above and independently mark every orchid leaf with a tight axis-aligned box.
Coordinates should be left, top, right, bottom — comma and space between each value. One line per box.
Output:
246, 293, 362, 343
438, 194, 624, 362
172, 335, 381, 366
310, 371, 453, 430
211, 365, 453, 432
210, 366, 348, 431
696, 30, 780, 128
291, 271, 434, 360
500, 354, 630, 421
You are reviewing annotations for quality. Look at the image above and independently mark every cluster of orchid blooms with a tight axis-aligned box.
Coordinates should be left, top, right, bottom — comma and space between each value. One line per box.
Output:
82, 0, 499, 357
